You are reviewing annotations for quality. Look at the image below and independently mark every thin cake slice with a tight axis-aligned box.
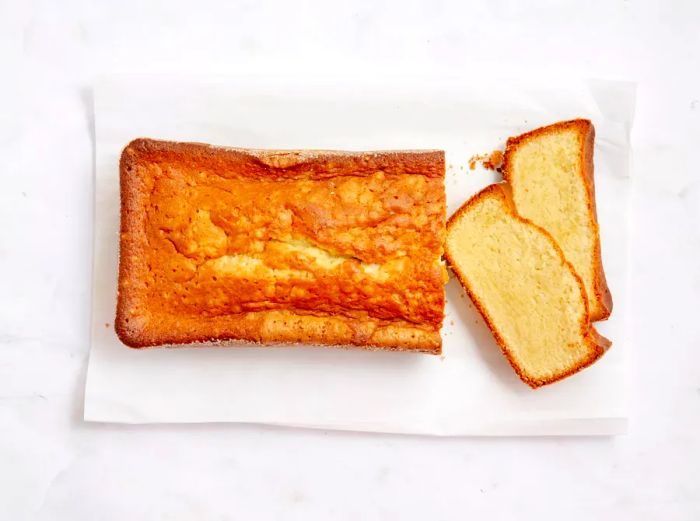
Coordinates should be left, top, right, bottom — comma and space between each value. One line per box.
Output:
445, 184, 610, 388
502, 119, 612, 321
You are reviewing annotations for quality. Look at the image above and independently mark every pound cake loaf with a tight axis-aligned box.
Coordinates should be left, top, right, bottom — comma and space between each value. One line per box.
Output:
445, 183, 610, 388
502, 119, 612, 321
116, 139, 447, 353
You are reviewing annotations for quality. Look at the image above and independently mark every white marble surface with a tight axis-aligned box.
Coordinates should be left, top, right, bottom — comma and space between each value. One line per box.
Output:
2, 1, 699, 519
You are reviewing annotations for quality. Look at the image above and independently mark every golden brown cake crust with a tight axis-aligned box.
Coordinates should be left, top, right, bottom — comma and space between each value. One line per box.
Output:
502, 119, 612, 321
445, 184, 611, 388
116, 139, 446, 353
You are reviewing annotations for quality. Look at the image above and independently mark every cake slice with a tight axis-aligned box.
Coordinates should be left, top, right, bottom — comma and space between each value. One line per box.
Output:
502, 119, 612, 321
445, 183, 610, 388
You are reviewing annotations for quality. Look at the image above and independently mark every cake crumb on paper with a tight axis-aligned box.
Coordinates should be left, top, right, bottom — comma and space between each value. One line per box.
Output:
468, 150, 504, 171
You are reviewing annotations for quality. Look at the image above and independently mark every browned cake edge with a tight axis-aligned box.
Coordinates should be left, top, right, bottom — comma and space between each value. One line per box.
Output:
501, 119, 613, 321
115, 138, 445, 354
444, 183, 611, 388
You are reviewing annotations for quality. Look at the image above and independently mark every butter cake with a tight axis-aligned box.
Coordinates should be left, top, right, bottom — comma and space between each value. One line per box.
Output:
445, 183, 610, 387
502, 119, 612, 321
116, 139, 446, 353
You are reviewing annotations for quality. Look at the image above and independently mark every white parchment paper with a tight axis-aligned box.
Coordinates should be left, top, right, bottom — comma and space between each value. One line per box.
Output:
85, 76, 634, 435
